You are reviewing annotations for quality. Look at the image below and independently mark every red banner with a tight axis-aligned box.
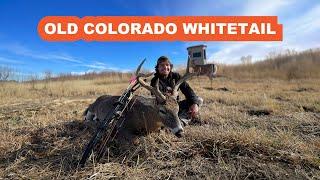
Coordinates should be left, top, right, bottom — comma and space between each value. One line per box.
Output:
38, 16, 283, 41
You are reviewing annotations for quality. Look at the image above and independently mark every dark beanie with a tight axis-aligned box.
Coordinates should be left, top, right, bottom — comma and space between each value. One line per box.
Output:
157, 56, 171, 65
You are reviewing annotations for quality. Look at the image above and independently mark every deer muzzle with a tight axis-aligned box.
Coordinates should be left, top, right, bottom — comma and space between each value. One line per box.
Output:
171, 126, 184, 138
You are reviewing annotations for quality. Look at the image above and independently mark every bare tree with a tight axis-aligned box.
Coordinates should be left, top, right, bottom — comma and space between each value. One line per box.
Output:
29, 74, 38, 90
241, 55, 252, 64
43, 70, 52, 89
44, 70, 52, 80
0, 66, 14, 81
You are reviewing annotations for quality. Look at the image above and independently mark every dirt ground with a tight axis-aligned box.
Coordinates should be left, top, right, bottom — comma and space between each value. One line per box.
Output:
0, 77, 319, 179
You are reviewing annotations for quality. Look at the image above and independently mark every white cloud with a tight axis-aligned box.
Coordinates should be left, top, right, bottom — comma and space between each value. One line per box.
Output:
0, 56, 24, 64
284, 4, 320, 49
70, 68, 132, 75
208, 42, 283, 64
242, 0, 295, 16
193, 1, 320, 64
70, 71, 92, 76
76, 61, 109, 70
81, 64, 107, 70
75, 61, 132, 73
0, 43, 82, 63
0, 42, 133, 73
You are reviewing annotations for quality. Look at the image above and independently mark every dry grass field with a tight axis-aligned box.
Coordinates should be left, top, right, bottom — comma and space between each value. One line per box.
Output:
0, 76, 319, 179
0, 50, 320, 179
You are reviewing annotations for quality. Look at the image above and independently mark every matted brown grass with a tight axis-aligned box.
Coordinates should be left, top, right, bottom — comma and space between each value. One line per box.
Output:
0, 75, 319, 179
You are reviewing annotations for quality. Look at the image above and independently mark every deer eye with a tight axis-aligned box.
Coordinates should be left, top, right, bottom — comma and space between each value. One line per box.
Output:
159, 109, 166, 114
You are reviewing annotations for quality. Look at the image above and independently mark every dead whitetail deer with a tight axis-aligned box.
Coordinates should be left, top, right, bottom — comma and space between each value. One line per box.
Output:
83, 59, 195, 147
80, 59, 195, 166
84, 71, 194, 143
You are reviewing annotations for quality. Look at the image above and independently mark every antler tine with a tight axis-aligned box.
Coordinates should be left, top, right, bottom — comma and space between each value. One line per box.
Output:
135, 58, 146, 76
137, 72, 154, 78
137, 75, 166, 102
154, 78, 166, 101
173, 73, 194, 93
173, 55, 195, 93
135, 59, 154, 92
134, 59, 166, 102
136, 72, 154, 91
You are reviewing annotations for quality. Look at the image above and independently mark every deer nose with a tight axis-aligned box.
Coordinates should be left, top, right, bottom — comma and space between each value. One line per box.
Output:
174, 129, 184, 138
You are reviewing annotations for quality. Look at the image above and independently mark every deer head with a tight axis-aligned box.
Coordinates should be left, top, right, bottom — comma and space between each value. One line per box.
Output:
136, 58, 194, 137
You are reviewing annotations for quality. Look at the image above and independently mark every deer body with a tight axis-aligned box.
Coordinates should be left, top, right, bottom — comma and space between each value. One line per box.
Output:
84, 94, 183, 142
84, 59, 195, 143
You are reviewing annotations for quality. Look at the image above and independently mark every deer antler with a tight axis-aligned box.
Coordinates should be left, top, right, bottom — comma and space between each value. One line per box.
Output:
135, 60, 166, 103
173, 55, 195, 95
137, 73, 166, 103
135, 58, 146, 76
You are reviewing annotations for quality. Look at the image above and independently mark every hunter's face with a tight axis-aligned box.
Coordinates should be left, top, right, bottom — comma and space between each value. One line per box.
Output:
158, 61, 171, 76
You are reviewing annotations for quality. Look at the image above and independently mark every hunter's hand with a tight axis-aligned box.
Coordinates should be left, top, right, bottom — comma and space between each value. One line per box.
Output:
188, 104, 199, 118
